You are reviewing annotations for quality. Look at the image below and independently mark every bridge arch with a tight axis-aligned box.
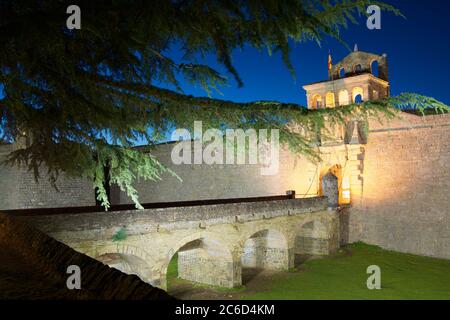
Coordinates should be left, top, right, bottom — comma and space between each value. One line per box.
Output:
161, 232, 240, 289
95, 244, 155, 284
240, 228, 290, 273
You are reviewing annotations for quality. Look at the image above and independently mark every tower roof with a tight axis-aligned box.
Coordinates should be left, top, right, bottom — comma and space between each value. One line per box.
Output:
304, 48, 389, 86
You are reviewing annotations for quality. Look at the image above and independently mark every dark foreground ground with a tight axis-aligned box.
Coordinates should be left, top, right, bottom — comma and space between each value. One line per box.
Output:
0, 212, 172, 300
167, 243, 450, 300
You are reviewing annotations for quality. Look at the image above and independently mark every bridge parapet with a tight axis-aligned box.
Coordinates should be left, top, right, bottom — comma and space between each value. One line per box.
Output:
16, 196, 328, 241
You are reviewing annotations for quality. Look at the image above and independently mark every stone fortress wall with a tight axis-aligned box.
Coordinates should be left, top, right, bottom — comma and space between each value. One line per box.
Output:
0, 143, 95, 210
349, 113, 450, 259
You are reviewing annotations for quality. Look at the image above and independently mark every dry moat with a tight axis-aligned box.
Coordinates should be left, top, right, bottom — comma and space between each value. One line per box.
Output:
166, 246, 450, 300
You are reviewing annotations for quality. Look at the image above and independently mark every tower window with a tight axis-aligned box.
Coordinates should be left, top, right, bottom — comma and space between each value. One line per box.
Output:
325, 92, 335, 108
312, 95, 322, 109
338, 90, 349, 106
354, 64, 362, 73
371, 60, 379, 77
352, 87, 364, 103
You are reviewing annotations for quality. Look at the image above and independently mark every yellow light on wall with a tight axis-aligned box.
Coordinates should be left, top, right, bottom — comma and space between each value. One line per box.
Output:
341, 176, 351, 204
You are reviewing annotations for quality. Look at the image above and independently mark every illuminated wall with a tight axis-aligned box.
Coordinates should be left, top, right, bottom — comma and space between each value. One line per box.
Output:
111, 141, 363, 206
349, 113, 450, 259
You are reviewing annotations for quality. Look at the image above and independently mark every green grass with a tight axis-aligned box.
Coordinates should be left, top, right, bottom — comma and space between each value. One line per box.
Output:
166, 253, 178, 280
167, 243, 450, 300
243, 243, 450, 300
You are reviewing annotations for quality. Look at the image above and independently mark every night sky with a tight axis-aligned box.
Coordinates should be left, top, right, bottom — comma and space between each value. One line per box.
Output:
169, 0, 450, 106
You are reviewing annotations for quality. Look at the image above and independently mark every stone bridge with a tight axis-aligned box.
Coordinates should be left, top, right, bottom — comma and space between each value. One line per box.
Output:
17, 197, 339, 289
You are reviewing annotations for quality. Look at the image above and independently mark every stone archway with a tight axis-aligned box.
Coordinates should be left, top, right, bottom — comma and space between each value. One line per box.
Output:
322, 172, 339, 208
241, 229, 289, 271
96, 252, 153, 284
319, 165, 342, 208
162, 234, 240, 289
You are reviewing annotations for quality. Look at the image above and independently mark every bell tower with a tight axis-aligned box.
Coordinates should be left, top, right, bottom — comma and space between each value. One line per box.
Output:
303, 46, 390, 110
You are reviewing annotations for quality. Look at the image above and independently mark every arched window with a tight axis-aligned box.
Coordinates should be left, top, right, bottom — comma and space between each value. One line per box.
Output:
371, 60, 379, 77
352, 87, 364, 103
325, 92, 335, 108
338, 90, 349, 106
354, 64, 362, 73
339, 67, 345, 78
311, 94, 322, 109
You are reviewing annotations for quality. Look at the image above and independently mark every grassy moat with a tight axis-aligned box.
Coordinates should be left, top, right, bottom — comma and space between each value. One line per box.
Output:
167, 243, 450, 300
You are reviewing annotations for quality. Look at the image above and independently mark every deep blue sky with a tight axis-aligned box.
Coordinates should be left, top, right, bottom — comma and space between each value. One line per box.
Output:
171, 0, 450, 106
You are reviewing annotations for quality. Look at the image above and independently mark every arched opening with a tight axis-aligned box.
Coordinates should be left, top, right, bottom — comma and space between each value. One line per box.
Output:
311, 94, 322, 109
338, 90, 349, 106
354, 64, 362, 74
97, 253, 153, 284
241, 229, 289, 284
339, 67, 345, 78
352, 87, 364, 103
354, 94, 363, 103
325, 92, 335, 108
319, 165, 344, 207
166, 236, 237, 292
371, 60, 379, 77
322, 172, 339, 208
